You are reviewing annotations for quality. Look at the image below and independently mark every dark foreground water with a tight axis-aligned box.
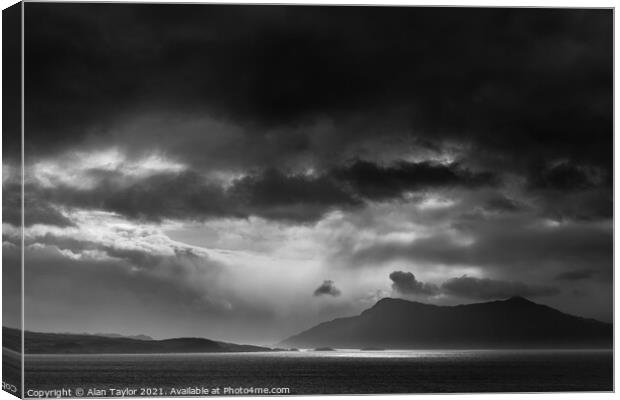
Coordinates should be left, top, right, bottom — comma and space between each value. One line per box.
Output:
24, 349, 612, 396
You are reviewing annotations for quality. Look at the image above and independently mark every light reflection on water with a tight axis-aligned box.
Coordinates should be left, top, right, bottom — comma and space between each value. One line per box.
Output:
25, 348, 613, 360
24, 349, 613, 394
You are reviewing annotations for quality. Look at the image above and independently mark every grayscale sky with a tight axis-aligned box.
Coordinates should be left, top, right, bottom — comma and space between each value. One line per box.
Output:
3, 4, 612, 345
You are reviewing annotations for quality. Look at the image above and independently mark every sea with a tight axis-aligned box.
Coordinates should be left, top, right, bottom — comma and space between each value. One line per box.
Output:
22, 349, 612, 397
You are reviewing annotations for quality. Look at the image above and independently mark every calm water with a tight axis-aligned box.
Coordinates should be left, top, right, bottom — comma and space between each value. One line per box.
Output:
24, 349, 612, 396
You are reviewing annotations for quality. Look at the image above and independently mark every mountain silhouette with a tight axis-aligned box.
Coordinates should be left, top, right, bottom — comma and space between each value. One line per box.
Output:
280, 297, 612, 349
3, 327, 271, 354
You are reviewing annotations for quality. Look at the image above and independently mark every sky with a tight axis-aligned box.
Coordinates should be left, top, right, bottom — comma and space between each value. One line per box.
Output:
2, 4, 612, 345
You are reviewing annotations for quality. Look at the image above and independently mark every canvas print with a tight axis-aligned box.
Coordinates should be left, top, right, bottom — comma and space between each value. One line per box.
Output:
2, 2, 613, 398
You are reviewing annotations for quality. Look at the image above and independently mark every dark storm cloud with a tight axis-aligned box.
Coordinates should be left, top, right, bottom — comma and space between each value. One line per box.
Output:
386, 271, 559, 301
18, 159, 499, 224
23, 200, 75, 228
313, 280, 341, 297
389, 271, 439, 297
231, 168, 360, 221
334, 160, 497, 200
3, 183, 75, 228
441, 275, 559, 300
528, 162, 604, 191
535, 188, 612, 222
37, 171, 241, 222
24, 5, 612, 183
30, 169, 357, 223
354, 218, 612, 275
3, 3, 21, 161
555, 269, 598, 281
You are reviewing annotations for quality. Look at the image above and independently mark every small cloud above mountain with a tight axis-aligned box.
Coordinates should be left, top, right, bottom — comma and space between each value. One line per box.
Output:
389, 271, 440, 297
313, 280, 341, 297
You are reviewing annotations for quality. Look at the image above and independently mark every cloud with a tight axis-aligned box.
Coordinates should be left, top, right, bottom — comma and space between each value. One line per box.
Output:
19, 219, 227, 296
333, 160, 497, 201
313, 280, 341, 297
441, 275, 559, 300
389, 271, 439, 297
352, 217, 612, 276
385, 271, 560, 302
555, 269, 598, 281
535, 188, 612, 222
14, 4, 613, 340
4, 184, 75, 227
231, 168, 360, 222
17, 154, 504, 225
34, 168, 351, 224
18, 4, 612, 233
24, 5, 611, 184
528, 162, 605, 191
483, 195, 522, 213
